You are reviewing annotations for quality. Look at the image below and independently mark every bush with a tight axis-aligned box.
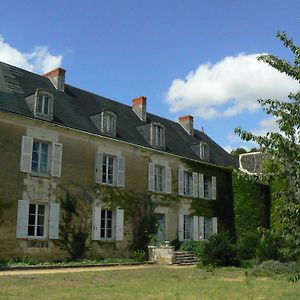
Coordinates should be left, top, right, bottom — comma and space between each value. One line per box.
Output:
179, 241, 205, 258
256, 229, 282, 263
237, 231, 260, 260
170, 238, 181, 251
253, 260, 300, 276
132, 250, 146, 262
201, 232, 239, 267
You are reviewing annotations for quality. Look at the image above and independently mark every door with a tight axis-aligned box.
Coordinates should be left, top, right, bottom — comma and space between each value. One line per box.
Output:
155, 213, 166, 242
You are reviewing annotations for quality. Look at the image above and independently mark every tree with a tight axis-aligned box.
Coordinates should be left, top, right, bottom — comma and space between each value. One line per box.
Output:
235, 32, 300, 260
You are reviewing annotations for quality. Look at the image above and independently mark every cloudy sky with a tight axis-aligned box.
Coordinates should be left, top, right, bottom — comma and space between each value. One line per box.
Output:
1, 1, 300, 152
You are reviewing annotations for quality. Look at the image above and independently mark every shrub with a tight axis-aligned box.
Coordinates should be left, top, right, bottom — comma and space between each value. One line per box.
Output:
253, 260, 300, 276
132, 250, 146, 262
237, 231, 260, 260
256, 229, 282, 263
179, 241, 205, 258
170, 238, 181, 251
201, 232, 239, 267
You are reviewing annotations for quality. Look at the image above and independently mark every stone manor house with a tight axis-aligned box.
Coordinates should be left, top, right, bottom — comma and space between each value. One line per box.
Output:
0, 61, 237, 260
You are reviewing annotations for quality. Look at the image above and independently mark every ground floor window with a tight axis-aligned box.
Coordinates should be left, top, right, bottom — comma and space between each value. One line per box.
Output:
28, 204, 46, 237
154, 213, 166, 242
100, 209, 113, 239
183, 215, 193, 240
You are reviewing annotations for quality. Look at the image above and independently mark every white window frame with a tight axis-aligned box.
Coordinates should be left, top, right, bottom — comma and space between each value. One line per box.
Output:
20, 136, 63, 177
183, 171, 193, 196
151, 123, 165, 148
200, 142, 209, 160
204, 176, 212, 199
102, 154, 115, 185
100, 209, 114, 240
31, 140, 50, 176
16, 200, 60, 240
154, 164, 164, 192
183, 215, 193, 240
34, 90, 54, 120
101, 111, 116, 135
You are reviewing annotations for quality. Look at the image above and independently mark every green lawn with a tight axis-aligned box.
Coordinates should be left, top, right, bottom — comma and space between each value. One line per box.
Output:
0, 266, 299, 299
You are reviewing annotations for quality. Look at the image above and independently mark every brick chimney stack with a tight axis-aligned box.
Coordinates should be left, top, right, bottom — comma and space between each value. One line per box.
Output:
43, 67, 66, 92
132, 96, 147, 121
179, 115, 194, 135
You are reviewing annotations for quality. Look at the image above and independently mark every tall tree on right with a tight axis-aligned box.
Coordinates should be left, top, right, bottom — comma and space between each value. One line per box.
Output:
235, 32, 300, 260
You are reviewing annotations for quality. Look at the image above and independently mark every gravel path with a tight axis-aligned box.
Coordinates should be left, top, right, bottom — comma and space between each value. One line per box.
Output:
0, 264, 194, 276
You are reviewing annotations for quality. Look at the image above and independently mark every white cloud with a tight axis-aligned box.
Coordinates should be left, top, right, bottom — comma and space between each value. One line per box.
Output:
252, 116, 279, 136
0, 36, 62, 73
165, 53, 300, 119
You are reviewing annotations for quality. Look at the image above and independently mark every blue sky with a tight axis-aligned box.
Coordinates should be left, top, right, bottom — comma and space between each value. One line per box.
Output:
1, 0, 300, 152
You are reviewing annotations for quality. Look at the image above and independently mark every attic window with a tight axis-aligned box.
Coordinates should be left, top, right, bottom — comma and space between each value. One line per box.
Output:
151, 123, 165, 148
34, 90, 54, 121
101, 111, 116, 136
200, 142, 209, 160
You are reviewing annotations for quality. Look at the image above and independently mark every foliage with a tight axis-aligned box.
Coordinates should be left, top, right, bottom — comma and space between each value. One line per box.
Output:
230, 147, 247, 157
237, 231, 260, 260
54, 191, 92, 260
131, 250, 146, 262
201, 232, 239, 267
255, 228, 282, 263
170, 238, 181, 251
179, 240, 205, 258
235, 31, 300, 260
233, 171, 270, 239
95, 186, 158, 251
253, 260, 300, 276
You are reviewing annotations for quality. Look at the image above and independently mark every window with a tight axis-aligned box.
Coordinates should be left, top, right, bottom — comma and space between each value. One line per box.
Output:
200, 142, 209, 160
32, 141, 49, 175
148, 162, 171, 193
100, 209, 113, 239
33, 91, 54, 120
204, 176, 212, 199
28, 204, 46, 237
102, 154, 114, 184
92, 207, 124, 241
36, 95, 50, 115
94, 152, 125, 187
20, 136, 63, 177
183, 171, 193, 196
151, 123, 165, 148
155, 165, 164, 192
16, 200, 60, 239
183, 215, 193, 240
204, 217, 213, 239
101, 111, 116, 136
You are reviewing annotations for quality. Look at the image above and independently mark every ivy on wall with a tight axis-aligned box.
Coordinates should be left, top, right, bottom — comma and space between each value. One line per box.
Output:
232, 171, 270, 240
183, 159, 236, 240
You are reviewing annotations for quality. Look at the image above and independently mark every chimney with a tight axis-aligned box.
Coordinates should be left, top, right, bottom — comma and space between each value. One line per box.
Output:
43, 67, 66, 92
179, 115, 194, 135
132, 96, 147, 121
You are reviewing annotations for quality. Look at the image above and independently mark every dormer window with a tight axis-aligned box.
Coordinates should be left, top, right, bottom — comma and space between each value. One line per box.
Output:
200, 142, 209, 160
151, 123, 165, 148
101, 111, 116, 135
33, 90, 54, 120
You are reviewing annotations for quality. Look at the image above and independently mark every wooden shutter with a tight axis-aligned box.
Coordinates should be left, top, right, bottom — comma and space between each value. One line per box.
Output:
16, 200, 29, 238
198, 216, 204, 240
49, 203, 60, 239
94, 152, 103, 184
193, 216, 199, 241
166, 167, 172, 194
212, 176, 217, 200
212, 217, 218, 235
178, 214, 184, 241
148, 162, 155, 191
51, 143, 63, 177
178, 169, 184, 196
192, 172, 198, 198
20, 136, 33, 173
117, 156, 125, 187
115, 209, 124, 241
198, 174, 204, 198
92, 206, 101, 240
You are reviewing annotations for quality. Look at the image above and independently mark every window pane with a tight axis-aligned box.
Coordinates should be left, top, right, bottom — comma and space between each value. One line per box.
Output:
37, 96, 43, 113
28, 214, 35, 225
107, 210, 112, 219
37, 226, 44, 237
28, 225, 35, 236
100, 229, 105, 238
29, 204, 36, 214
43, 97, 49, 114
107, 229, 112, 238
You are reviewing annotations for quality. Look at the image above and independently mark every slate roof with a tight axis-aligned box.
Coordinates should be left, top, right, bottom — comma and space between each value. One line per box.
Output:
0, 61, 237, 168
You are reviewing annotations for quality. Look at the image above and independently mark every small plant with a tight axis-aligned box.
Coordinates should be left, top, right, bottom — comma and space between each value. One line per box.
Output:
170, 238, 181, 251
201, 232, 239, 267
132, 250, 146, 262
179, 240, 205, 258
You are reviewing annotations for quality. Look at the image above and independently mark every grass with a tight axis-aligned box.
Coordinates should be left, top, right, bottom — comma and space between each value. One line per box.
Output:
0, 266, 299, 299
